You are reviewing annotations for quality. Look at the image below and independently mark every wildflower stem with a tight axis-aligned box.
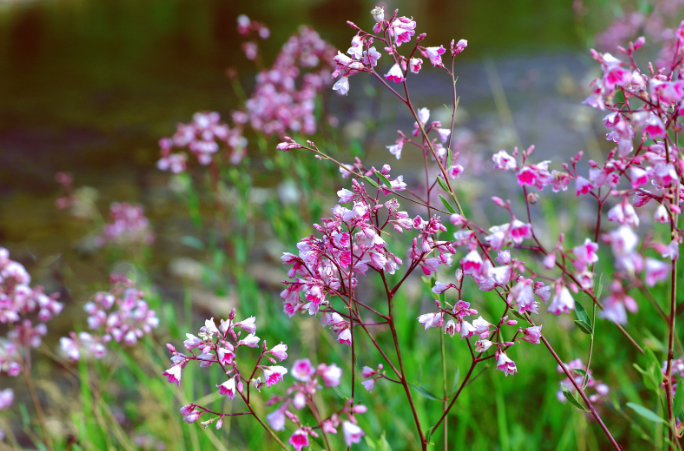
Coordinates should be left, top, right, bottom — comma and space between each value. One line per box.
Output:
582, 302, 596, 389
381, 271, 427, 449
526, 314, 620, 450
440, 330, 448, 451
665, 136, 679, 449
21, 348, 53, 451
430, 360, 477, 435
238, 391, 289, 450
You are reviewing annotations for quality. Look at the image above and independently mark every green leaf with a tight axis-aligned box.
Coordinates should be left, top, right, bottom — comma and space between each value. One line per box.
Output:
425, 428, 433, 444
410, 382, 442, 401
447, 147, 453, 168
575, 301, 590, 325
573, 369, 587, 377
436, 176, 449, 192
363, 176, 379, 188
627, 402, 665, 423
439, 195, 456, 214
451, 367, 461, 395
610, 390, 621, 411
364, 437, 378, 451
574, 320, 593, 335
562, 384, 588, 411
443, 104, 452, 115
375, 170, 392, 188
674, 378, 684, 418
595, 272, 604, 299
378, 432, 392, 451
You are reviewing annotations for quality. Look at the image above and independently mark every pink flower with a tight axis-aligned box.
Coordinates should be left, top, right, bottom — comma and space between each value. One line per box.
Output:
417, 312, 443, 330
321, 363, 343, 387
292, 359, 315, 381
337, 328, 352, 346
492, 150, 517, 171
343, 421, 365, 446
384, 64, 405, 83
521, 325, 542, 344
461, 250, 483, 275
654, 205, 669, 224
424, 45, 446, 67
217, 377, 237, 400
268, 342, 288, 361
509, 279, 537, 314
163, 365, 182, 386
235, 316, 256, 334
645, 258, 669, 286
453, 39, 467, 54
0, 389, 13, 411
237, 333, 260, 348
548, 287, 575, 315
409, 58, 423, 73
475, 339, 492, 353
361, 378, 376, 392
448, 164, 464, 179
289, 429, 309, 451
575, 176, 594, 196
333, 76, 350, 95
390, 17, 416, 46
262, 366, 288, 387
267, 409, 286, 431
496, 352, 517, 376
573, 239, 599, 268
644, 114, 666, 140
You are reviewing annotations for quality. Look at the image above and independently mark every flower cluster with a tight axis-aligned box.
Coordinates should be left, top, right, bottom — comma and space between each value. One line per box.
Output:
157, 111, 247, 171
265, 358, 365, 448
280, 174, 456, 345
97, 202, 154, 247
596, 4, 684, 68
237, 26, 336, 136
164, 309, 290, 428
60, 274, 158, 361
0, 247, 62, 414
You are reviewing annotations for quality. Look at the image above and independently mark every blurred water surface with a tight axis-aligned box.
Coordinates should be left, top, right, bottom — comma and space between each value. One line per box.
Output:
0, 0, 585, 289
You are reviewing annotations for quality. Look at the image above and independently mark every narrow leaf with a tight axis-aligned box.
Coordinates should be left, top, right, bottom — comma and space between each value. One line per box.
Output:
610, 391, 621, 411
574, 320, 593, 335
626, 402, 665, 423
573, 369, 587, 377
436, 176, 449, 192
595, 272, 604, 299
443, 104, 451, 115
450, 367, 461, 395
575, 301, 590, 324
562, 384, 588, 411
674, 379, 684, 418
447, 147, 453, 168
375, 170, 392, 188
363, 176, 379, 188
439, 195, 456, 214
410, 382, 441, 401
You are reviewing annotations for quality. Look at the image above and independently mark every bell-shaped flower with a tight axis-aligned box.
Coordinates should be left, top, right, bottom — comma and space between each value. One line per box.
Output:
288, 429, 309, 451
384, 64, 405, 83
645, 258, 669, 286
343, 421, 366, 446
418, 311, 443, 330
163, 365, 182, 386
262, 365, 288, 387
548, 286, 575, 315
496, 352, 518, 376
217, 377, 237, 400
291, 358, 315, 381
520, 325, 542, 344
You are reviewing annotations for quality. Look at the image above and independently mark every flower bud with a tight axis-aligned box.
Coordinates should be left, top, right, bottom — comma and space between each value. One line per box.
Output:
527, 192, 539, 204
